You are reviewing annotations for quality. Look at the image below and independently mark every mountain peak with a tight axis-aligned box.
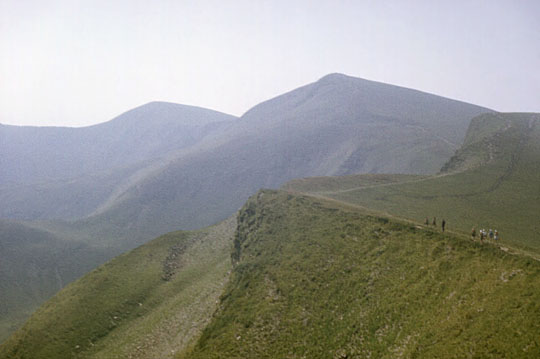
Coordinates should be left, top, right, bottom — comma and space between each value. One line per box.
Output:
317, 73, 352, 83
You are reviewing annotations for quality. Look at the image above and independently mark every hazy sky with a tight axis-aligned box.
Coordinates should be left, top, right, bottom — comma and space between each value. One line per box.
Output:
1, 0, 539, 127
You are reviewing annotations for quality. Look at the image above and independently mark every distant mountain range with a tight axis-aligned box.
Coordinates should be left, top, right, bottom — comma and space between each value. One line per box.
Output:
0, 102, 236, 219
90, 73, 491, 238
1, 74, 492, 225
0, 73, 493, 342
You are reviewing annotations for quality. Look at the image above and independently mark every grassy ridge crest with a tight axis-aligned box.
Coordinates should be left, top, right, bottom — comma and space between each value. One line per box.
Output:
180, 190, 540, 358
285, 113, 540, 255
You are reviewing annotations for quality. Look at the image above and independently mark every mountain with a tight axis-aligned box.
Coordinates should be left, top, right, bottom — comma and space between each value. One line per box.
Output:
3, 113, 540, 356
0, 74, 493, 341
76, 74, 492, 239
0, 102, 237, 342
236, 73, 489, 175
3, 191, 539, 358
1, 74, 491, 224
284, 112, 540, 255
0, 102, 237, 220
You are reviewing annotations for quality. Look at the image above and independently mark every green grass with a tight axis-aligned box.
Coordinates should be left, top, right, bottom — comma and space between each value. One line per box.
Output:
0, 220, 108, 344
285, 113, 540, 255
180, 190, 540, 358
282, 173, 424, 195
0, 218, 235, 359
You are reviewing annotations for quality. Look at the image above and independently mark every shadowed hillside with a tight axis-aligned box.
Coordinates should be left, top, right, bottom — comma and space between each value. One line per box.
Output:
0, 220, 107, 343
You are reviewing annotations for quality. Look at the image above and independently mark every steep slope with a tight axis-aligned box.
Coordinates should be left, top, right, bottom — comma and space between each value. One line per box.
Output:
0, 102, 236, 220
182, 191, 540, 358
0, 220, 106, 343
0, 218, 235, 359
284, 112, 540, 254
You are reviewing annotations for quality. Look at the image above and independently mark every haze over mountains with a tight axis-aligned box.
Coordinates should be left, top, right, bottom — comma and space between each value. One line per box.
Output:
0, 102, 237, 219
2, 112, 540, 358
2, 73, 491, 226
0, 73, 494, 342
95, 74, 491, 237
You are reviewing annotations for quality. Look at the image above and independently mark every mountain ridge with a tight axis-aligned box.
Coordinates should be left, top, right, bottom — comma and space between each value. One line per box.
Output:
0, 74, 495, 342
2, 112, 540, 356
82, 73, 492, 235
284, 112, 540, 254
0, 102, 237, 187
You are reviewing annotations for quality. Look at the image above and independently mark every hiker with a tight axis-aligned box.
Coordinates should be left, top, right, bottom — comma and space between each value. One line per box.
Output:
432, 217, 436, 226
471, 227, 476, 239
494, 230, 499, 241
442, 219, 446, 232
489, 229, 494, 240
425, 217, 429, 225
480, 229, 485, 241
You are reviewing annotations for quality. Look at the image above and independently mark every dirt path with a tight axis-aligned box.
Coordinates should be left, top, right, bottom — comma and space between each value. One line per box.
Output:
301, 192, 540, 263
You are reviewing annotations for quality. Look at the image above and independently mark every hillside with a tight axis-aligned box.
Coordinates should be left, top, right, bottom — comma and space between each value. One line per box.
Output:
0, 102, 237, 220
4, 191, 540, 358
180, 191, 540, 358
181, 190, 540, 358
0, 218, 235, 359
0, 220, 107, 343
284, 112, 540, 255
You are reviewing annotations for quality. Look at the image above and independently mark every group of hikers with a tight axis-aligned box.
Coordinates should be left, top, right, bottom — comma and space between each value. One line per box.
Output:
471, 227, 499, 242
425, 217, 446, 232
423, 217, 501, 243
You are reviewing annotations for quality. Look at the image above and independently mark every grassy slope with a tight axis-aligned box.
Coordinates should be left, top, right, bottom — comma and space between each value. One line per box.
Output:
0, 218, 235, 359
0, 220, 107, 343
283, 174, 424, 195
285, 113, 540, 255
181, 190, 540, 358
